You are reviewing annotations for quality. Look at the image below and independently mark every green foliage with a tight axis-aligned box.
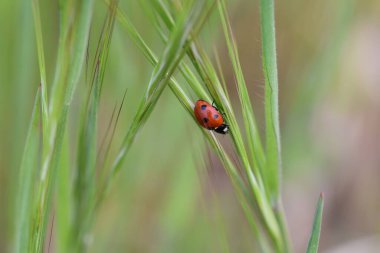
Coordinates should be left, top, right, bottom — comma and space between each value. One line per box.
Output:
112, 0, 290, 251
8, 0, 329, 252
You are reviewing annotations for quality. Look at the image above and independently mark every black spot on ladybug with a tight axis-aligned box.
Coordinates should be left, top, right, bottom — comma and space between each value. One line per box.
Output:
203, 117, 209, 123
213, 114, 219, 119
201, 105, 207, 110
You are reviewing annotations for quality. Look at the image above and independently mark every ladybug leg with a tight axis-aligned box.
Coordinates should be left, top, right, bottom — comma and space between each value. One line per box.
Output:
212, 100, 217, 108
212, 101, 228, 118
212, 101, 221, 111
219, 110, 227, 119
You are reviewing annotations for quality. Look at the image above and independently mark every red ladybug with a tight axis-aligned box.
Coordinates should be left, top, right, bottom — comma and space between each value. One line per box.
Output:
194, 99, 229, 134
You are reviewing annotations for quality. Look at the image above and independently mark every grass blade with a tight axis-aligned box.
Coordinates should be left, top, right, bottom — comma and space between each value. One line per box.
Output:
259, 0, 282, 202
13, 89, 41, 253
259, 1, 293, 251
56, 131, 71, 253
218, 0, 265, 188
31, 0, 48, 129
306, 193, 324, 253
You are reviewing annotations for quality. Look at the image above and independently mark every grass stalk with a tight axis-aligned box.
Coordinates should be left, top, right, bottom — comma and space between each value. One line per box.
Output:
259, 0, 291, 251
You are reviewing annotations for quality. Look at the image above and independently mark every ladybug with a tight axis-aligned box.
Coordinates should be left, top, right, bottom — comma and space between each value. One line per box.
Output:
193, 99, 229, 134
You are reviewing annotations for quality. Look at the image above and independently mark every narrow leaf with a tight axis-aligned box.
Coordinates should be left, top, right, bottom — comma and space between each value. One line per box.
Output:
306, 193, 324, 253
13, 89, 41, 253
259, 0, 282, 203
56, 130, 71, 253
218, 0, 265, 186
32, 0, 48, 127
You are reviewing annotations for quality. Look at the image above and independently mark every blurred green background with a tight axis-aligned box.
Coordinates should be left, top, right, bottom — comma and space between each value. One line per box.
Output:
1, 0, 380, 252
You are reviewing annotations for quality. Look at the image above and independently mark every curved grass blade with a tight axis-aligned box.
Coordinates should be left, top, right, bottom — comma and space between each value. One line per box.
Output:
306, 193, 324, 253
218, 0, 265, 188
32, 0, 48, 130
13, 89, 41, 253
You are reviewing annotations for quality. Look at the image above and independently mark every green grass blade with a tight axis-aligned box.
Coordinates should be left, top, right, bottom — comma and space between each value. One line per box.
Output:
31, 0, 48, 129
218, 0, 265, 186
63, 0, 95, 109
56, 131, 71, 253
13, 89, 41, 253
48, 0, 74, 111
259, 1, 293, 251
306, 193, 324, 253
8, 1, 35, 250
259, 0, 282, 202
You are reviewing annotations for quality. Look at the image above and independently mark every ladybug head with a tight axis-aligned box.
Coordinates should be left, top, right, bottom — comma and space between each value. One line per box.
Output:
214, 124, 229, 135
